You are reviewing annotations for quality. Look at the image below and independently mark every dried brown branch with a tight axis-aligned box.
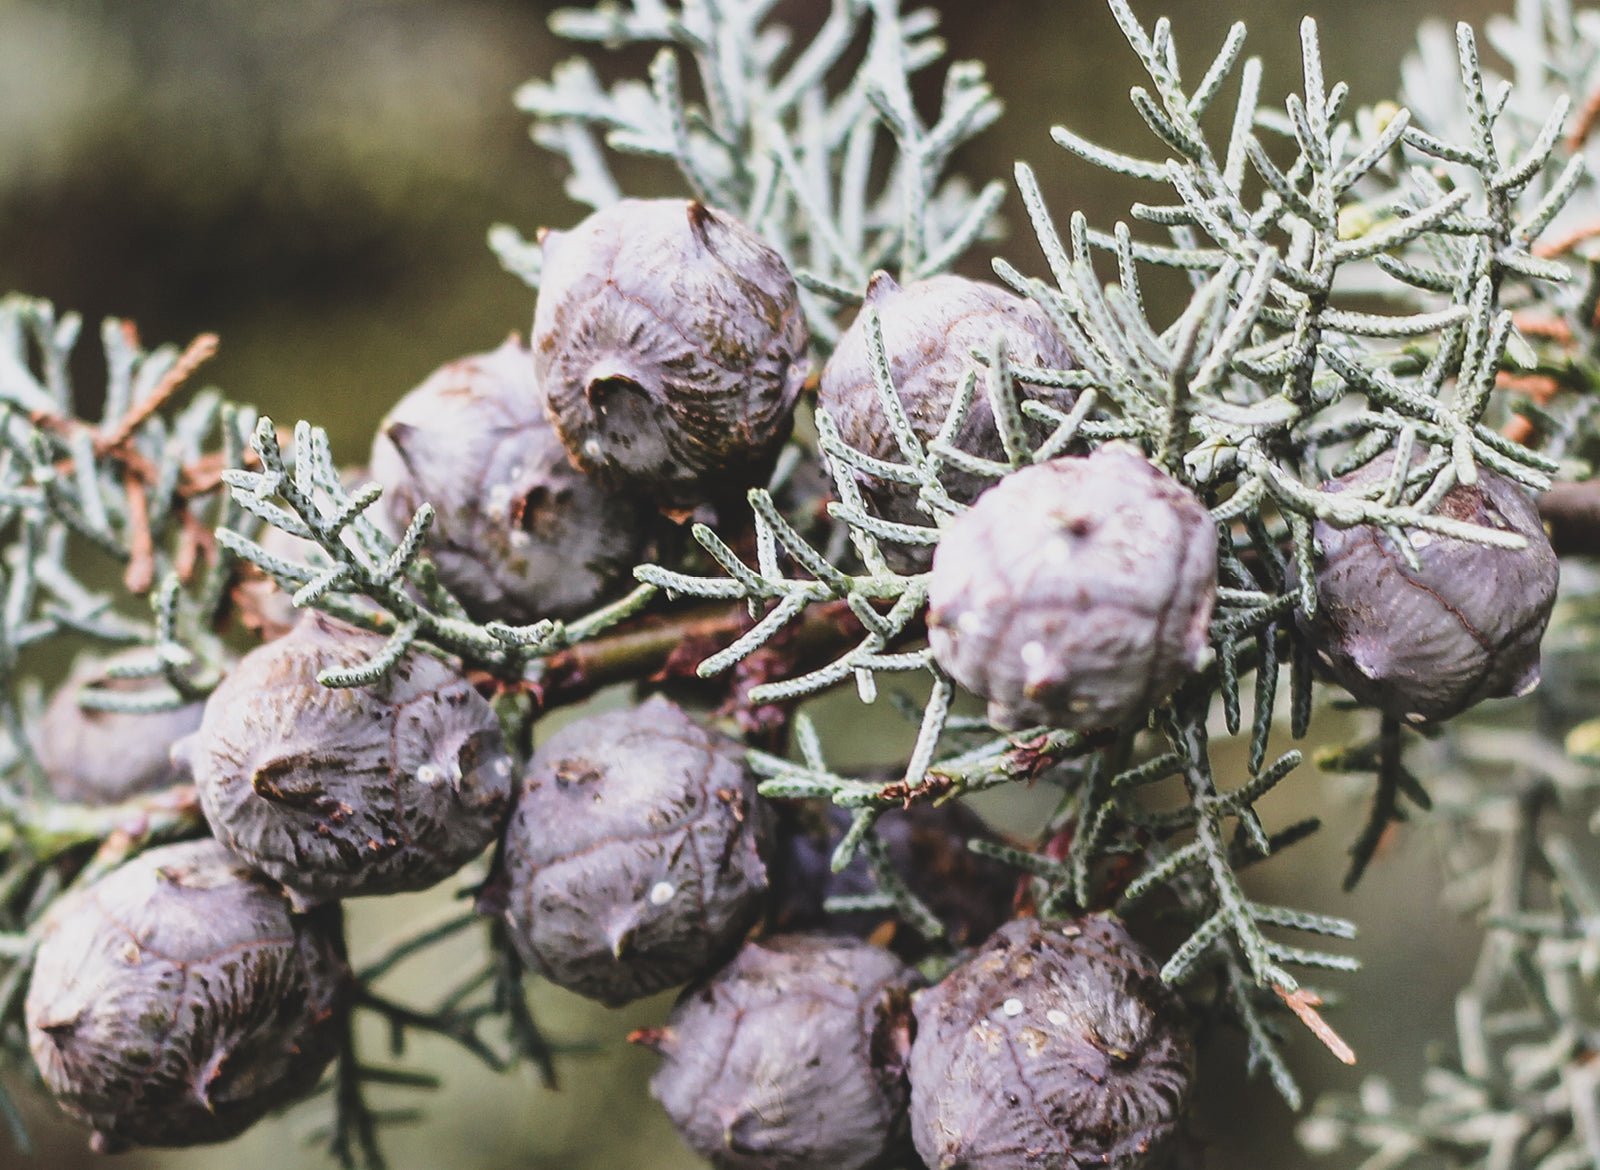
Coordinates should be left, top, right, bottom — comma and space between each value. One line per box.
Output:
122, 476, 156, 594
1274, 984, 1357, 1065
1568, 83, 1600, 152
1510, 313, 1575, 345
479, 597, 883, 717
98, 333, 219, 454
1532, 218, 1600, 259
1497, 372, 1562, 445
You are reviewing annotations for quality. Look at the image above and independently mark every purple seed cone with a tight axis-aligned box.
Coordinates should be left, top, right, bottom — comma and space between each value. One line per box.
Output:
770, 797, 1016, 960
928, 446, 1218, 731
909, 915, 1194, 1170
25, 839, 346, 1152
649, 934, 920, 1170
35, 650, 205, 805
174, 612, 515, 910
1298, 452, 1559, 723
500, 695, 771, 1006
533, 198, 810, 509
369, 338, 652, 624
818, 272, 1076, 548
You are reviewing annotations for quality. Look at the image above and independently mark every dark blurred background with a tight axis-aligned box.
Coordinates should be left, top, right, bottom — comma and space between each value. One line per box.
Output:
0, 0, 1506, 1166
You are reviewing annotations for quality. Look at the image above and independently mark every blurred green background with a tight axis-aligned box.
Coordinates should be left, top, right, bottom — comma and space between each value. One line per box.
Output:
0, 0, 1510, 1166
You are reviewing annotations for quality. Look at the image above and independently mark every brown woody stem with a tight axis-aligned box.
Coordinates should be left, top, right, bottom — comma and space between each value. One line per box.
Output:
1539, 482, 1600, 557
531, 598, 873, 710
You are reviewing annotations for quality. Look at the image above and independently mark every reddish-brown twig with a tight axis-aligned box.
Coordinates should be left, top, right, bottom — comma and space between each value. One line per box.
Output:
1511, 313, 1575, 345
1533, 218, 1600, 258
1568, 83, 1600, 152
1496, 371, 1562, 445
122, 476, 156, 594
98, 333, 218, 454
1274, 984, 1357, 1065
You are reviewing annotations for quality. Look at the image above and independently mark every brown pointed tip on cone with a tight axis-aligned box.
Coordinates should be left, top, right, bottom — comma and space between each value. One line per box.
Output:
627, 1027, 675, 1054
25, 840, 346, 1151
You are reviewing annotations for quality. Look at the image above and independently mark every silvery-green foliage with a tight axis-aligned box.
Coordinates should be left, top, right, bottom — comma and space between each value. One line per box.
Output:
0, 292, 620, 1166
1401, 0, 1597, 241
2, 0, 1599, 1162
1388, 0, 1600, 464
0, 5, 1017, 1159
222, 0, 1013, 686
0, 299, 239, 738
0, 298, 260, 1149
216, 415, 659, 688
1295, 3, 1600, 1162
492, 0, 1007, 340
501, 0, 1410, 1110
1301, 574, 1600, 1169
644, 0, 1579, 1109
